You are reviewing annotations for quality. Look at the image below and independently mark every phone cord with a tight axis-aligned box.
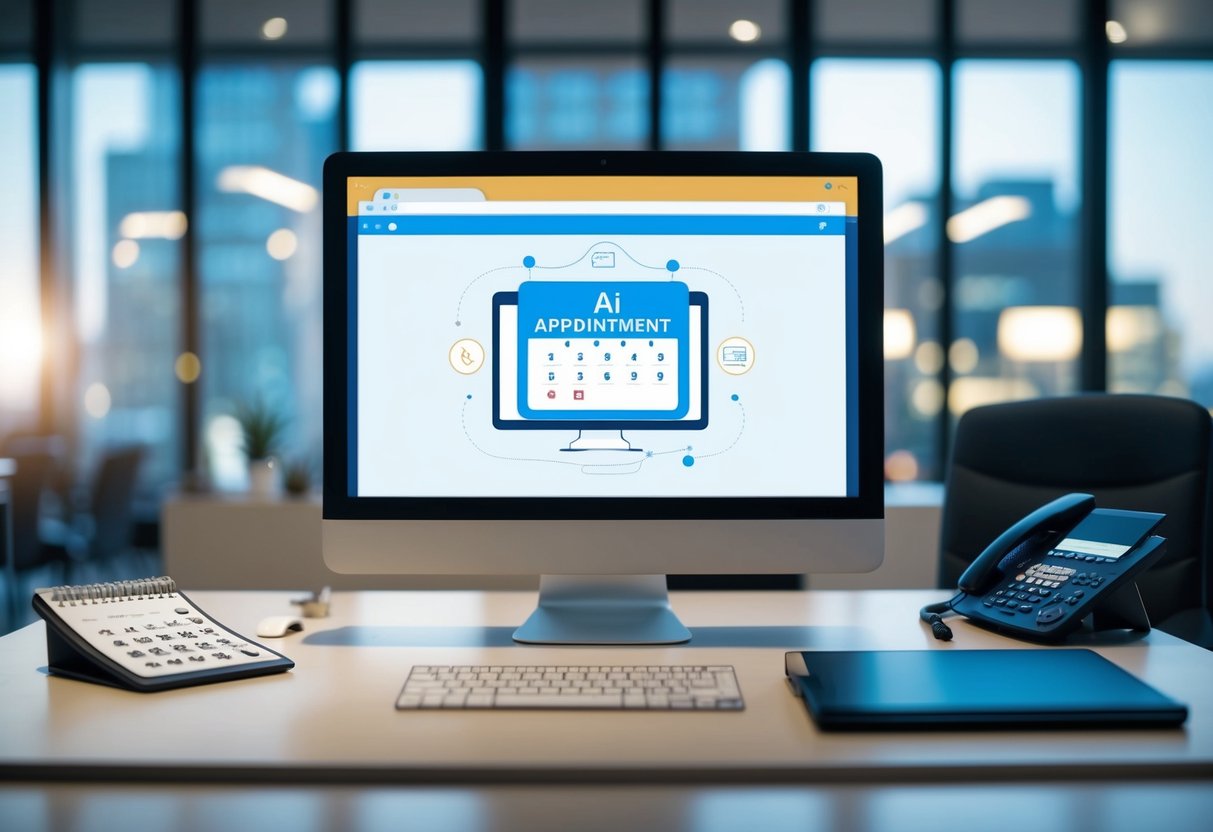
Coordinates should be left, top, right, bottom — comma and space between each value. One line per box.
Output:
919, 593, 964, 641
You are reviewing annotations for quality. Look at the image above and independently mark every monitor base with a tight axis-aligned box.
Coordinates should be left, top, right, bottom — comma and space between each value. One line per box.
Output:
559, 430, 643, 452
513, 574, 692, 644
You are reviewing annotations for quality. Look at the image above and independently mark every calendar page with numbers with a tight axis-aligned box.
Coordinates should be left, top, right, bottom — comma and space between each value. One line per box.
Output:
349, 176, 860, 500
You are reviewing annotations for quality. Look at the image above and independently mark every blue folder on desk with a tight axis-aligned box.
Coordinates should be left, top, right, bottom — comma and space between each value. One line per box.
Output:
785, 649, 1188, 730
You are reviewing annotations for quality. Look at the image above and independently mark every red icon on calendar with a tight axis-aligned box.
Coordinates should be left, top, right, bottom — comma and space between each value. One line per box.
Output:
547, 390, 556, 399
573, 390, 585, 401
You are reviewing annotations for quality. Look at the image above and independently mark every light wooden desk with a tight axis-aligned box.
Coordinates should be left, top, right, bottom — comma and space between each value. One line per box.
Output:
1, 589, 1210, 830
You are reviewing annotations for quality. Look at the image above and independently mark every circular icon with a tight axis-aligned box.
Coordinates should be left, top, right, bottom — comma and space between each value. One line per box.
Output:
449, 339, 485, 375
717, 336, 755, 376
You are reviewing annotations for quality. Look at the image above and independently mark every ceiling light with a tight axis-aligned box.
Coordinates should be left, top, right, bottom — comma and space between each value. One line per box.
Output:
728, 20, 762, 43
997, 306, 1082, 362
946, 196, 1031, 244
884, 201, 928, 244
1106, 20, 1128, 44
261, 17, 288, 41
217, 166, 318, 213
119, 210, 187, 240
883, 309, 916, 360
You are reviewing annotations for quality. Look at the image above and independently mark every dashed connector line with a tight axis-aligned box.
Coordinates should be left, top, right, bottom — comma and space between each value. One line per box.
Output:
681, 266, 745, 322
455, 266, 522, 322
697, 401, 745, 460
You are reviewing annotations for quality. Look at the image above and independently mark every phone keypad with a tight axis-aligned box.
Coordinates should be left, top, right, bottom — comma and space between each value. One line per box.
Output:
984, 562, 1079, 619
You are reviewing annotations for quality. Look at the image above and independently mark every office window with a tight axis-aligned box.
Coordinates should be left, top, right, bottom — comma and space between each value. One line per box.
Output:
507, 59, 648, 149
69, 64, 182, 490
196, 64, 337, 490
351, 62, 483, 151
0, 63, 39, 438
950, 60, 1081, 417
812, 59, 942, 481
508, 0, 646, 150
1109, 62, 1213, 407
662, 59, 789, 150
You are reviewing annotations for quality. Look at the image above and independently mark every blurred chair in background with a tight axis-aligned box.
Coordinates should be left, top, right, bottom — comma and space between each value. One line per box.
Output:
0, 435, 67, 630
40, 446, 148, 583
939, 394, 1213, 649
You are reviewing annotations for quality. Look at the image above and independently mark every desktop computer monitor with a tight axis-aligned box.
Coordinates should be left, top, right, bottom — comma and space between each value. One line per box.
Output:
322, 151, 885, 644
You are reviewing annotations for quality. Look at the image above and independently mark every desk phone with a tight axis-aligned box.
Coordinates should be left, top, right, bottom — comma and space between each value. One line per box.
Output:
930, 494, 1168, 643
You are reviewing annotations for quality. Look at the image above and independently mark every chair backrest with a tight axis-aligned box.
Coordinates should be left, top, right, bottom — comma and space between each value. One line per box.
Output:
88, 447, 145, 561
5, 452, 56, 572
939, 394, 1213, 626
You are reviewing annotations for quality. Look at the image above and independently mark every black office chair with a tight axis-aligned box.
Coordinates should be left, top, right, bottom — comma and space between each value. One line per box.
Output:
939, 394, 1213, 649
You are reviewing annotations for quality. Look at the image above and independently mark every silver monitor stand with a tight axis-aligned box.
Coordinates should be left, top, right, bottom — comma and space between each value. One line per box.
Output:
512, 574, 692, 644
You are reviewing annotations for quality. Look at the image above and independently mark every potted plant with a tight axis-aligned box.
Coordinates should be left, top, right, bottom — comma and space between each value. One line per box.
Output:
235, 399, 287, 498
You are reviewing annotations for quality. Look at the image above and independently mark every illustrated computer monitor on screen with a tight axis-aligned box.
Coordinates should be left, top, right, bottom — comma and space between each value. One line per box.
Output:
323, 151, 885, 644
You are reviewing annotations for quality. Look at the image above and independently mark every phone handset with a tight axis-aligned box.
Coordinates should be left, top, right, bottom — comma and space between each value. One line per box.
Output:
920, 492, 1095, 641
957, 492, 1096, 595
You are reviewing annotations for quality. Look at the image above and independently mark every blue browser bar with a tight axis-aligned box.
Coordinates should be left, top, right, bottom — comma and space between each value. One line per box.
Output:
355, 214, 846, 236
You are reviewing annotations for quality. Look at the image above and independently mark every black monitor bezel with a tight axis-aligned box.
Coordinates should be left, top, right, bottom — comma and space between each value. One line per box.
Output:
323, 151, 884, 521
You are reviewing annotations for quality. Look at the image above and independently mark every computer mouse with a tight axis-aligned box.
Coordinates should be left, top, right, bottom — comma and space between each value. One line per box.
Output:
255, 615, 304, 638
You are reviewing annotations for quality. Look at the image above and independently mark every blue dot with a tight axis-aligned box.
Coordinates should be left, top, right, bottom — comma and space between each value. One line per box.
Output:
824, 182, 833, 190
620, 341, 626, 346
666, 259, 680, 272
593, 340, 600, 347
648, 340, 654, 347
731, 394, 739, 401
565, 340, 570, 347
466, 394, 472, 400
682, 455, 695, 467
523, 255, 535, 268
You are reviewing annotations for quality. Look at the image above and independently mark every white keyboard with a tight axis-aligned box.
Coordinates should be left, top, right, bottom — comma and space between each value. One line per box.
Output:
396, 664, 745, 710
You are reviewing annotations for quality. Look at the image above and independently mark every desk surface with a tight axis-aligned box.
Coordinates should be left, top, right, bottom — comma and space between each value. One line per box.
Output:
1, 589, 1211, 785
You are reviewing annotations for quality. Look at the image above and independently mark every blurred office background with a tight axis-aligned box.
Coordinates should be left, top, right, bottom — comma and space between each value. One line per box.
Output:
1, 0, 1211, 627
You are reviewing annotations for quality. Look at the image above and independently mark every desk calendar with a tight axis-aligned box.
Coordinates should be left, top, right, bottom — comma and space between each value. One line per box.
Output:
32, 577, 293, 692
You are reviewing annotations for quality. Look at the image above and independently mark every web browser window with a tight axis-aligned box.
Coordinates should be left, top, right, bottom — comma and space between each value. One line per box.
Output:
347, 175, 859, 498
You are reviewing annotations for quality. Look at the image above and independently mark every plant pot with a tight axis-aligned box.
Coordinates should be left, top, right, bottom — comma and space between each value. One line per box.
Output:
248, 457, 281, 499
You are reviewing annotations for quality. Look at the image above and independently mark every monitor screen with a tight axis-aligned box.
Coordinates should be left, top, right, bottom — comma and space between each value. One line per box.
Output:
332, 159, 874, 507
324, 152, 883, 618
